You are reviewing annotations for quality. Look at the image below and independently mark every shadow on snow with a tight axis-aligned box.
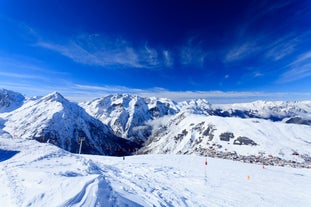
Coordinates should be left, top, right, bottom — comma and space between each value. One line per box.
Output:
0, 149, 19, 162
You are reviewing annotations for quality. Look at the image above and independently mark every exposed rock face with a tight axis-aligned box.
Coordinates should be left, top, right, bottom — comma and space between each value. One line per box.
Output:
285, 117, 311, 126
233, 137, 257, 146
219, 132, 234, 141
203, 124, 216, 141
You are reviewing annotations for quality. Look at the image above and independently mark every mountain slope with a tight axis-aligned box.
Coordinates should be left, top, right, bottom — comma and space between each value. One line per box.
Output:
81, 94, 179, 142
213, 100, 311, 123
1, 92, 135, 155
177, 99, 311, 124
141, 111, 311, 167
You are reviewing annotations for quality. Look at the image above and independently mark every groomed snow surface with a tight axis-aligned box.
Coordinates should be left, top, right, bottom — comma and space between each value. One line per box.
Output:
1, 137, 310, 207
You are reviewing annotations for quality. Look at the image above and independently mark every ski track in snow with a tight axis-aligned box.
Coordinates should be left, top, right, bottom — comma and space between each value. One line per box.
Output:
1, 137, 311, 207
86, 154, 311, 207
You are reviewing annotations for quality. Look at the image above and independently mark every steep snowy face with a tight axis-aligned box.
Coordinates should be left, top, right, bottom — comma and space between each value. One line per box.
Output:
2, 92, 135, 155
81, 94, 179, 141
0, 88, 25, 113
141, 111, 311, 165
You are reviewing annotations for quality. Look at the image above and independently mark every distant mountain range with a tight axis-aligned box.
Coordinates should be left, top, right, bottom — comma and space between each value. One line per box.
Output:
0, 88, 310, 165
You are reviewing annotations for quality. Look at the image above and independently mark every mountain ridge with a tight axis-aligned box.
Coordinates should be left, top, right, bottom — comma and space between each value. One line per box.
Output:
0, 89, 311, 163
0, 91, 137, 155
80, 94, 179, 142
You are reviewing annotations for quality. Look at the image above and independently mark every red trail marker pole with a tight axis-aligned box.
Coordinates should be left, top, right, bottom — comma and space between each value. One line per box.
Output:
204, 157, 208, 183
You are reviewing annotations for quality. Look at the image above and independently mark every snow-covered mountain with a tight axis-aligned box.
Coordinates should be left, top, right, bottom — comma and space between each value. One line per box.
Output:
213, 100, 311, 124
0, 88, 311, 163
0, 88, 25, 113
178, 99, 311, 124
80, 94, 179, 142
177, 99, 212, 115
0, 92, 135, 155
141, 111, 311, 167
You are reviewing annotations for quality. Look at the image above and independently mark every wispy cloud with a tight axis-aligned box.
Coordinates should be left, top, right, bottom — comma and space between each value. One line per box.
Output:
221, 0, 311, 85
163, 50, 173, 67
0, 55, 73, 97
278, 51, 311, 83
37, 34, 173, 69
225, 40, 260, 62
0, 81, 54, 96
291, 51, 311, 65
180, 36, 209, 67
224, 32, 302, 65
243, 0, 294, 28
0, 71, 45, 80
264, 35, 298, 61
0, 55, 68, 79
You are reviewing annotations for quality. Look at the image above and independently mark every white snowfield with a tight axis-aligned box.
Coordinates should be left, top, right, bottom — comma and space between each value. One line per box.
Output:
1, 137, 311, 207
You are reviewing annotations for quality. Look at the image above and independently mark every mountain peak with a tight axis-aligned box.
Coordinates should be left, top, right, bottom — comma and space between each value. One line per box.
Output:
42, 91, 67, 102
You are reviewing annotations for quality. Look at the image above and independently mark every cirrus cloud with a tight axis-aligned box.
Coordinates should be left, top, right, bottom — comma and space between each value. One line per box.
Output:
36, 34, 173, 69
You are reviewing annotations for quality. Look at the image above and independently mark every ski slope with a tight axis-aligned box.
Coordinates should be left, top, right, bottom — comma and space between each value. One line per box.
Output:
1, 137, 311, 206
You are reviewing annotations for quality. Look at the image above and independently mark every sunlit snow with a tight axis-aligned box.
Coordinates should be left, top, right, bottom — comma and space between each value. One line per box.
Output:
1, 137, 310, 207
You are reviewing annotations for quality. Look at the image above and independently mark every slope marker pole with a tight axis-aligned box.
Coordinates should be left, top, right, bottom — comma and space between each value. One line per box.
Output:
78, 137, 85, 154
204, 156, 208, 183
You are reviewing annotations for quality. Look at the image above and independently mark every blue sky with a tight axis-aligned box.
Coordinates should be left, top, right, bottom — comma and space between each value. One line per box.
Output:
0, 0, 311, 103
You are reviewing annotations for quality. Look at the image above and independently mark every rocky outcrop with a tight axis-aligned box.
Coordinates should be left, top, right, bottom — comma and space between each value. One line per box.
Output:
219, 132, 234, 142
233, 136, 257, 146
